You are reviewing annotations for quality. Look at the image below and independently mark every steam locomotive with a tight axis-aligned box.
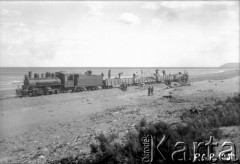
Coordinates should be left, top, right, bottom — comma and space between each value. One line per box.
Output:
16, 71, 187, 97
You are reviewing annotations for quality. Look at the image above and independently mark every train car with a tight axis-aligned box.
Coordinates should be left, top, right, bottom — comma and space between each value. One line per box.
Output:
74, 74, 103, 91
120, 77, 133, 86
126, 77, 134, 86
156, 75, 170, 83
133, 77, 140, 85
144, 76, 155, 84
103, 78, 121, 88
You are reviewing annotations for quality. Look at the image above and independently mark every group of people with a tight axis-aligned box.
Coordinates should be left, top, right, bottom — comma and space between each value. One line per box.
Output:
148, 86, 154, 96
155, 69, 166, 76
101, 70, 123, 79
101, 69, 189, 83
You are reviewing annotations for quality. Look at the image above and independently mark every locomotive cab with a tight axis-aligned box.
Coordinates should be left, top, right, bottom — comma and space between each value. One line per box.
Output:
55, 72, 75, 90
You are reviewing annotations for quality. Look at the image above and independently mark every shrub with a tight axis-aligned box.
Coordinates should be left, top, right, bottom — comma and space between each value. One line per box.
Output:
50, 96, 239, 163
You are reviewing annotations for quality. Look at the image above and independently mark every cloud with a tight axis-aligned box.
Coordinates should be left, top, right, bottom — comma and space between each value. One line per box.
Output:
160, 1, 205, 9
145, 1, 239, 25
86, 2, 104, 16
151, 18, 163, 28
142, 2, 159, 10
0, 9, 20, 16
119, 13, 140, 25
142, 1, 206, 11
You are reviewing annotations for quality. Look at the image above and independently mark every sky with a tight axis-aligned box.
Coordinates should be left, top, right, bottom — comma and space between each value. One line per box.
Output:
0, 1, 239, 67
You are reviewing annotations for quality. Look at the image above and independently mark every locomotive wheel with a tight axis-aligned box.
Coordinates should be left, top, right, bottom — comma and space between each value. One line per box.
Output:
28, 93, 33, 97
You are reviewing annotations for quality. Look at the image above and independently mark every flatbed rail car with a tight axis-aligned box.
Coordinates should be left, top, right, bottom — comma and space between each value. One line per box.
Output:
155, 73, 188, 83
103, 78, 121, 88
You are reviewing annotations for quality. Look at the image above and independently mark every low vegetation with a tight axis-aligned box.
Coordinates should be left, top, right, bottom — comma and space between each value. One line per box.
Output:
51, 95, 240, 164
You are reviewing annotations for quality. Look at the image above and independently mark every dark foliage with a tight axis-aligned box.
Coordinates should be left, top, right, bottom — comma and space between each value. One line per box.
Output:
50, 96, 240, 164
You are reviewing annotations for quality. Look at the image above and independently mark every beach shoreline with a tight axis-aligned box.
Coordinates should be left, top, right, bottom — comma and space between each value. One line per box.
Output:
0, 70, 239, 163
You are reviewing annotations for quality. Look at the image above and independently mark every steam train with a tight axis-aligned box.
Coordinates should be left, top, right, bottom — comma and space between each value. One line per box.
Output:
16, 71, 187, 97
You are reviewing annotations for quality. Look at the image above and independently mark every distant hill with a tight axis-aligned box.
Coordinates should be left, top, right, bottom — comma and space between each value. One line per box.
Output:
220, 63, 240, 68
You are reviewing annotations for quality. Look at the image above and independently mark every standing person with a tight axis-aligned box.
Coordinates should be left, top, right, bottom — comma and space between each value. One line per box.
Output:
148, 86, 151, 96
133, 73, 136, 84
162, 70, 166, 76
184, 70, 189, 83
108, 69, 111, 79
118, 72, 123, 79
151, 86, 154, 95
101, 72, 104, 79
136, 72, 138, 77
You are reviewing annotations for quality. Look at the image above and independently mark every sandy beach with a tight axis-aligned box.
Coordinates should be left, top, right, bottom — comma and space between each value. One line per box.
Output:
0, 70, 239, 163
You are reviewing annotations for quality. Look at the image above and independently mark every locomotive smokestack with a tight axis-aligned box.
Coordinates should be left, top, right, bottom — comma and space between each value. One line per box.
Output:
28, 71, 32, 78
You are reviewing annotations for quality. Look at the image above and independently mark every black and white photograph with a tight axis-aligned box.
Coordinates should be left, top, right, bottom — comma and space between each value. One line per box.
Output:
0, 0, 239, 163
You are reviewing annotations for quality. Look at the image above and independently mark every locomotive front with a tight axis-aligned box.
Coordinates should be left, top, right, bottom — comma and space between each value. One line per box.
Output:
16, 71, 62, 97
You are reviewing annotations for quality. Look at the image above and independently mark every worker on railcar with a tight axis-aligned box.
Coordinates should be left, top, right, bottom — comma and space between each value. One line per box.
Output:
156, 69, 159, 75
101, 72, 104, 79
118, 72, 123, 79
162, 70, 166, 76
108, 69, 111, 79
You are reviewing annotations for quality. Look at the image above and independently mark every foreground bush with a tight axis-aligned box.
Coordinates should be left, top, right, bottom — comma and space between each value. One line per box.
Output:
51, 95, 240, 163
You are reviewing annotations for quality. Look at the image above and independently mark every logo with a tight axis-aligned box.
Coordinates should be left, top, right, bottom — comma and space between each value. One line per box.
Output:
142, 135, 154, 162
141, 135, 239, 163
